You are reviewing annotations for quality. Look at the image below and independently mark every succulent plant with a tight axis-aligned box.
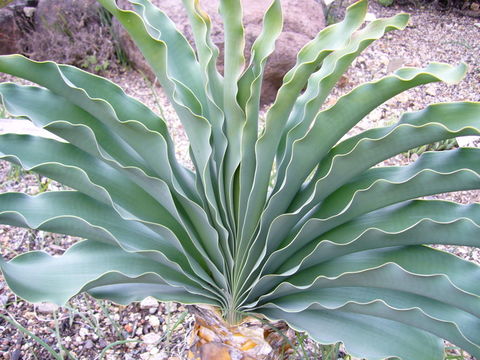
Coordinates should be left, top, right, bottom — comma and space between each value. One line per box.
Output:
0, 0, 479, 358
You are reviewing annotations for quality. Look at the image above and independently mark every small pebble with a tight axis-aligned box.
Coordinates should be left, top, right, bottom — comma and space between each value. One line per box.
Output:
140, 352, 167, 360
426, 86, 437, 97
23, 6, 36, 17
143, 332, 161, 345
36, 302, 58, 314
148, 315, 161, 328
84, 339, 94, 349
365, 12, 377, 21
126, 340, 138, 349
79, 327, 89, 338
140, 296, 159, 309
151, 353, 167, 360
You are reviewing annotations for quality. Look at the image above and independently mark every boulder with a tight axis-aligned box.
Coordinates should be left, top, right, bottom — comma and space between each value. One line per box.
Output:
24, 0, 116, 72
115, 0, 325, 104
34, 0, 102, 30
0, 7, 20, 54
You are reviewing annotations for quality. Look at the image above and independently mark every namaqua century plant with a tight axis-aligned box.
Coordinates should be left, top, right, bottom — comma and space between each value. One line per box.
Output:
0, 0, 479, 358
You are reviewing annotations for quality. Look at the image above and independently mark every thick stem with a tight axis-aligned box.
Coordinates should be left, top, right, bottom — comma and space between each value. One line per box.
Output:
225, 293, 242, 326
226, 307, 241, 326
187, 305, 296, 360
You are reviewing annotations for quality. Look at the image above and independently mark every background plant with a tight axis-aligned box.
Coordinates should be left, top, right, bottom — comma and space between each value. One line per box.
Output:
0, 0, 479, 359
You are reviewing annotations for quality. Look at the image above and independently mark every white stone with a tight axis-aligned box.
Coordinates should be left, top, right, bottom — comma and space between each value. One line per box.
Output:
365, 12, 377, 22
23, 7, 36, 17
152, 353, 168, 360
36, 302, 59, 314
140, 296, 159, 309
126, 341, 138, 349
387, 57, 405, 73
148, 315, 160, 328
457, 136, 480, 148
143, 332, 161, 345
139, 352, 167, 360
425, 86, 437, 97
79, 327, 89, 338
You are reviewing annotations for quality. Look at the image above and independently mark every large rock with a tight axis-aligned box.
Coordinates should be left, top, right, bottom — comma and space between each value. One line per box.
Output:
115, 0, 325, 104
0, 7, 20, 54
23, 0, 116, 72
34, 0, 102, 31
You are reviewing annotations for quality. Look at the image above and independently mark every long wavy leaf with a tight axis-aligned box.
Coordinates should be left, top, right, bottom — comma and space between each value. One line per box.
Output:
260, 306, 444, 360
0, 240, 213, 305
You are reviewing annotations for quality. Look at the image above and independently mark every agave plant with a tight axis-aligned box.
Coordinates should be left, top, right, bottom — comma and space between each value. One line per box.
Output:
1, 0, 479, 358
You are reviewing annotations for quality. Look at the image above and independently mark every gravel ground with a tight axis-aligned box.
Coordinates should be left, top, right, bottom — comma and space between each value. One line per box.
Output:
0, 1, 480, 359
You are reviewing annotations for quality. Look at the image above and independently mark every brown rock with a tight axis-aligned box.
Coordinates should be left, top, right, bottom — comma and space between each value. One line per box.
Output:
24, 0, 115, 71
35, 0, 102, 31
0, 7, 20, 55
114, 0, 325, 104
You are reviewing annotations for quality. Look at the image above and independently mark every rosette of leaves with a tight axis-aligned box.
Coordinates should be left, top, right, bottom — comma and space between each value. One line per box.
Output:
0, 0, 479, 358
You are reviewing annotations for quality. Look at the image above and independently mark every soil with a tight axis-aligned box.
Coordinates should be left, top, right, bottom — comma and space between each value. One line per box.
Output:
0, 1, 479, 359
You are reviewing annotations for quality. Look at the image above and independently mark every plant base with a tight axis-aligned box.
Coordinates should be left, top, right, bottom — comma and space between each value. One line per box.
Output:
187, 306, 295, 360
